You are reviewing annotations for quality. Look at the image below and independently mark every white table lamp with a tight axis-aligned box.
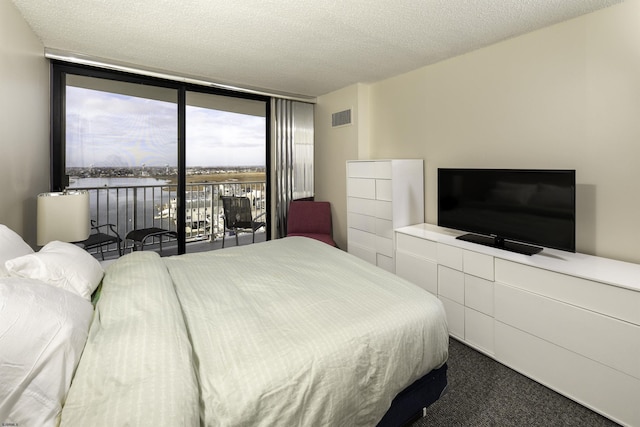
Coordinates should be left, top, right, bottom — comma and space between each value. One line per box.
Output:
37, 190, 91, 246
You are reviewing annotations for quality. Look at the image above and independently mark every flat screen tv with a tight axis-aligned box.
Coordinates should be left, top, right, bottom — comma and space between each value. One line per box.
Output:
437, 169, 576, 255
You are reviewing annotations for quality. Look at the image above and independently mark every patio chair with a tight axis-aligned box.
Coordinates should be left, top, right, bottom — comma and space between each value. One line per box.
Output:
286, 200, 337, 247
75, 220, 123, 260
125, 227, 178, 253
221, 196, 266, 248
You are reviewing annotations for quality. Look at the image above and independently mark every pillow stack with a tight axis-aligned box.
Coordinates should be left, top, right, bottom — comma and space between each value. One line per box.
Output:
0, 224, 103, 427
5, 240, 104, 300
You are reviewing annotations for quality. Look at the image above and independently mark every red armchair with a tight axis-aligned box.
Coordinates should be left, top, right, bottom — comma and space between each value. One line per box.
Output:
286, 200, 337, 247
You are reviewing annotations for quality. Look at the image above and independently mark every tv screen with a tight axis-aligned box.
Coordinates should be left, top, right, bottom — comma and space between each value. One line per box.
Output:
437, 169, 576, 255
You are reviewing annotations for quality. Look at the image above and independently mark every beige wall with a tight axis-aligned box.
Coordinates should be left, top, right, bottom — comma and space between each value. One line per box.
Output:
0, 1, 50, 247
314, 84, 370, 249
316, 1, 640, 263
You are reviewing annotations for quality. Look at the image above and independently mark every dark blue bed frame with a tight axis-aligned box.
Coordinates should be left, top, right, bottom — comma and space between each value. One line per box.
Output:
377, 363, 448, 427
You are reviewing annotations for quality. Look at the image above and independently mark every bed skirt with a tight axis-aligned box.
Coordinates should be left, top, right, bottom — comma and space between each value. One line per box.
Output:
377, 363, 448, 427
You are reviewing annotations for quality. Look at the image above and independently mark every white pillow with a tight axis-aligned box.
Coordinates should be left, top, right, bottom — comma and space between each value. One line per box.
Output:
0, 277, 93, 427
0, 224, 34, 277
5, 241, 104, 300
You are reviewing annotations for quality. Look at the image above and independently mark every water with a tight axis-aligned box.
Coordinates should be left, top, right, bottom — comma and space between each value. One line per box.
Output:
70, 177, 180, 238
70, 176, 171, 188
69, 176, 261, 242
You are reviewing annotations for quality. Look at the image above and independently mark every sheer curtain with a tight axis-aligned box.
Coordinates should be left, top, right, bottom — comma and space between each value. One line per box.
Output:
274, 99, 314, 238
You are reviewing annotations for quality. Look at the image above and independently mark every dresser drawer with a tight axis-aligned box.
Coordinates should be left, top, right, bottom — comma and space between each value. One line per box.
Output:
396, 251, 437, 295
375, 200, 392, 220
347, 161, 375, 178
347, 178, 375, 199
348, 243, 376, 264
347, 161, 392, 179
465, 275, 494, 316
376, 253, 394, 273
438, 265, 464, 304
463, 250, 494, 280
396, 233, 437, 261
495, 259, 640, 325
495, 283, 640, 379
375, 218, 393, 239
438, 243, 463, 270
373, 161, 392, 179
347, 197, 376, 216
376, 236, 393, 257
375, 179, 392, 201
347, 212, 375, 233
347, 227, 375, 249
465, 308, 494, 355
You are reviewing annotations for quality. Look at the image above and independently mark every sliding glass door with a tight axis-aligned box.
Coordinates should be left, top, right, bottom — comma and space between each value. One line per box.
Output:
51, 62, 270, 257
64, 74, 179, 248
184, 91, 267, 252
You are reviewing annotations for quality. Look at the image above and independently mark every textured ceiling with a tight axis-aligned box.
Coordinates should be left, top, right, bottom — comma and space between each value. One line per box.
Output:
12, 0, 622, 98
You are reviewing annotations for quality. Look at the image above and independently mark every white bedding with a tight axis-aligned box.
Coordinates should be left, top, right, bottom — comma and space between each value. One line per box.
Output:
59, 252, 200, 426
1, 226, 101, 427
165, 237, 449, 426
0, 277, 93, 427
60, 237, 448, 426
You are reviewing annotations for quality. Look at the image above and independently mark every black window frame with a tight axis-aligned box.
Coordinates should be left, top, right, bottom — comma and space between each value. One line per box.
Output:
50, 60, 271, 254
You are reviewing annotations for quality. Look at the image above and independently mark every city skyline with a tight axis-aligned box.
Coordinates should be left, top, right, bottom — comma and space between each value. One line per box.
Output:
65, 86, 266, 168
67, 165, 265, 177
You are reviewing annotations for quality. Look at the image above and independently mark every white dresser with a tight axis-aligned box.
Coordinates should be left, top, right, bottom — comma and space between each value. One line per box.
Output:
395, 223, 640, 427
346, 159, 424, 272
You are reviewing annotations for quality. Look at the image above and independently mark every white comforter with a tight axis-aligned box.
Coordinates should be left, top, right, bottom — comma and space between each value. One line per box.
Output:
61, 237, 448, 426
59, 252, 200, 426
165, 237, 449, 427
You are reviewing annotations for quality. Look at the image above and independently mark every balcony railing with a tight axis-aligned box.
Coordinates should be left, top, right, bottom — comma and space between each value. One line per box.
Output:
73, 180, 266, 257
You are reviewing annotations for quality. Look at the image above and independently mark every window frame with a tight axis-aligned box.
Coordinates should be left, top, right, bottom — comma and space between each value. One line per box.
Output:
50, 61, 271, 254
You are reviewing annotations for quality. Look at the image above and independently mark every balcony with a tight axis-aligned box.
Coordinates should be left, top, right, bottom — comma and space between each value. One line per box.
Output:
73, 180, 267, 259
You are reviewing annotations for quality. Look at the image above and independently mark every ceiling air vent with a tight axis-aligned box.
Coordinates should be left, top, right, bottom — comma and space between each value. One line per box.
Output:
332, 109, 352, 127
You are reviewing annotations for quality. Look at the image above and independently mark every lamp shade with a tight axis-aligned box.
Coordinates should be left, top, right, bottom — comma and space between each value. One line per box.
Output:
37, 191, 91, 246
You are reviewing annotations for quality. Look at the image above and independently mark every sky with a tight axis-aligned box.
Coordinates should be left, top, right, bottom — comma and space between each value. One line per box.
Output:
65, 86, 266, 168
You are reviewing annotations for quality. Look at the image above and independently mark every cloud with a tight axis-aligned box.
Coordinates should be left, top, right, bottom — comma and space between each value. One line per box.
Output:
66, 87, 266, 168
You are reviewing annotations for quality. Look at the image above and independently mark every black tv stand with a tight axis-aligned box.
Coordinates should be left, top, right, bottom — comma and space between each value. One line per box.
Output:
456, 233, 543, 256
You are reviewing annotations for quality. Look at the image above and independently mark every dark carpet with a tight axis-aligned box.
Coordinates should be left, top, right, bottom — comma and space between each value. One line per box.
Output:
411, 338, 620, 427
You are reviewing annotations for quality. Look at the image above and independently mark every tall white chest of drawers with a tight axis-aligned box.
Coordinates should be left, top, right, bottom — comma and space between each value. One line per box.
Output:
395, 223, 640, 427
346, 159, 424, 273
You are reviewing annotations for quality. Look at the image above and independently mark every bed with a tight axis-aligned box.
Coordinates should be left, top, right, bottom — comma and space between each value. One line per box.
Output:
0, 226, 448, 427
